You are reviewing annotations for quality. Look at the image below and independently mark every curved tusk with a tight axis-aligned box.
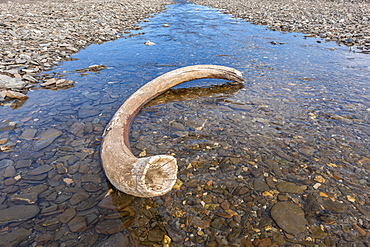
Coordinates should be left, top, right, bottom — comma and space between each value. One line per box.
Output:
101, 65, 244, 197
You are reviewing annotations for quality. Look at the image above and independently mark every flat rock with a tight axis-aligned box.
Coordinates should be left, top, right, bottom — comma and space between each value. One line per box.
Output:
34, 128, 62, 150
0, 159, 14, 169
0, 74, 27, 90
9, 192, 38, 204
98, 194, 135, 211
4, 164, 16, 177
0, 227, 32, 247
322, 200, 348, 214
0, 205, 40, 224
59, 208, 77, 223
276, 181, 304, 194
68, 216, 87, 232
271, 201, 307, 236
19, 128, 37, 140
253, 179, 270, 192
69, 192, 89, 206
6, 90, 28, 100
97, 232, 130, 247
95, 219, 130, 235
27, 165, 53, 176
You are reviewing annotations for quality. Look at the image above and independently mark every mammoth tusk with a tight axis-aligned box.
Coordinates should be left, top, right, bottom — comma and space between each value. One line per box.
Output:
101, 65, 244, 197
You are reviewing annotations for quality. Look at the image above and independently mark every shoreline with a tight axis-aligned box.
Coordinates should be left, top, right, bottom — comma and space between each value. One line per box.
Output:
0, 0, 173, 96
192, 0, 370, 51
1, 0, 369, 98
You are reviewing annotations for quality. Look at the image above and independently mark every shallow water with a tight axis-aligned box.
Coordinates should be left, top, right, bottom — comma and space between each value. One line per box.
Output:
0, 1, 369, 246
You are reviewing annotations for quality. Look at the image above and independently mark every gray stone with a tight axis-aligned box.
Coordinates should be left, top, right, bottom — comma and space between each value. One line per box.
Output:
253, 179, 269, 192
271, 201, 307, 236
27, 165, 53, 176
4, 164, 16, 177
19, 128, 37, 140
34, 128, 62, 150
0, 205, 40, 224
0, 159, 14, 169
0, 74, 27, 89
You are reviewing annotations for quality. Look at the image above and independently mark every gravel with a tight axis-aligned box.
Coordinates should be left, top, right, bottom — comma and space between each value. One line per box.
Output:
0, 0, 172, 90
193, 0, 370, 51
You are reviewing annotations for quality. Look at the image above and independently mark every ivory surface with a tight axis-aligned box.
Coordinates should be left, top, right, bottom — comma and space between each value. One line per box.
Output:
101, 65, 244, 197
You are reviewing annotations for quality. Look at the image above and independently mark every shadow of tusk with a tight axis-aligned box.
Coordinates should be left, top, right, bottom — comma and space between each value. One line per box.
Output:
101, 65, 244, 197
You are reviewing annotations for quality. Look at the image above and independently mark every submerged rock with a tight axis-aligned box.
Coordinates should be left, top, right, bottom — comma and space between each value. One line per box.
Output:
0, 205, 40, 224
270, 201, 307, 236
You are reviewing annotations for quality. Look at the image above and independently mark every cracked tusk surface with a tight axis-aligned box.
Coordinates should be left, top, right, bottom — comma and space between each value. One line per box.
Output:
101, 65, 244, 197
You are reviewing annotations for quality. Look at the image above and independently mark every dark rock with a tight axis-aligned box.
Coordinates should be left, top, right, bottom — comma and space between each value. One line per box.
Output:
9, 192, 38, 204
97, 232, 130, 247
0, 159, 14, 169
95, 218, 131, 235
98, 193, 135, 211
4, 164, 16, 177
69, 192, 89, 206
322, 200, 348, 214
165, 226, 185, 243
253, 179, 269, 192
68, 216, 87, 232
27, 165, 53, 176
0, 227, 32, 247
0, 205, 40, 224
270, 201, 307, 236
59, 208, 77, 223
147, 229, 165, 242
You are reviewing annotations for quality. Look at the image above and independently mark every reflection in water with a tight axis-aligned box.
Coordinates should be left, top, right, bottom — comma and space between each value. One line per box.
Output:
0, 1, 369, 246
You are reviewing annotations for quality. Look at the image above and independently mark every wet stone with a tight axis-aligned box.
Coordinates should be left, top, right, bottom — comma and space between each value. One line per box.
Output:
98, 232, 130, 247
59, 208, 77, 223
4, 164, 16, 177
322, 200, 348, 214
69, 191, 89, 206
147, 229, 165, 242
0, 204, 40, 224
34, 128, 62, 150
253, 179, 270, 192
4, 177, 17, 185
9, 192, 38, 204
0, 227, 32, 247
19, 128, 37, 140
95, 218, 130, 235
27, 165, 53, 176
270, 201, 307, 236
192, 217, 211, 229
0, 159, 14, 169
276, 181, 304, 194
98, 194, 135, 211
68, 216, 87, 232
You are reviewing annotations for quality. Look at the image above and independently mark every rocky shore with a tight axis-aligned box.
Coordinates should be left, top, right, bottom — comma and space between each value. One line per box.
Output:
0, 0, 172, 100
193, 0, 370, 51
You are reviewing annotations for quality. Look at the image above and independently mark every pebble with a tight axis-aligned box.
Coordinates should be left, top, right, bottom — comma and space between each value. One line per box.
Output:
33, 128, 62, 150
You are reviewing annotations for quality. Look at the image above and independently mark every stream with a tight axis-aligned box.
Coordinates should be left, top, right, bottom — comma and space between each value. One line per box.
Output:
0, 1, 369, 246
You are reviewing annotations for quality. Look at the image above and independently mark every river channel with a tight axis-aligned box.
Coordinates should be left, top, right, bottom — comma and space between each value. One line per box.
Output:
0, 1, 369, 246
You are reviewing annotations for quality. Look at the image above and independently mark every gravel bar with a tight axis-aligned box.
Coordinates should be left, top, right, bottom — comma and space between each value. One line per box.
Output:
0, 0, 172, 92
193, 0, 370, 52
